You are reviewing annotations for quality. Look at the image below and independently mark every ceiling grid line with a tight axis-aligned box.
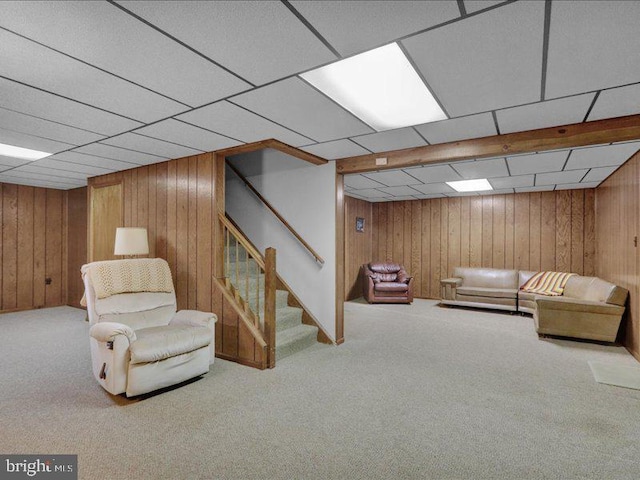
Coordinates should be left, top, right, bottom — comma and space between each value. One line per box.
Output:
0, 25, 192, 109
107, 0, 256, 88
540, 0, 553, 101
281, 0, 342, 59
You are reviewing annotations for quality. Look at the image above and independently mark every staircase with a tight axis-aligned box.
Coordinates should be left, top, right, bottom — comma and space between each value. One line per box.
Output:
225, 237, 318, 361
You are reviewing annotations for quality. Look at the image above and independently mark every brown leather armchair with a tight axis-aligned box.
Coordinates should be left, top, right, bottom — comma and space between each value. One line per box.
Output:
362, 262, 414, 304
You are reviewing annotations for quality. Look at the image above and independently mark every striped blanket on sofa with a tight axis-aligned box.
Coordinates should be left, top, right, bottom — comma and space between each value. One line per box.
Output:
521, 271, 576, 296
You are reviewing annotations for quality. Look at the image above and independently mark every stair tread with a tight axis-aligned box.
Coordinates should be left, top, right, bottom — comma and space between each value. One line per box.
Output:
276, 323, 317, 344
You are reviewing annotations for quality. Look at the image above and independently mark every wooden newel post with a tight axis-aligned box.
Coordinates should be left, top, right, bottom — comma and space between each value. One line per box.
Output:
264, 247, 277, 368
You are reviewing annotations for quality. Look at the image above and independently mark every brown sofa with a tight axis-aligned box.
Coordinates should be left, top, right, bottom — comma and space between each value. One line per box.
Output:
363, 262, 413, 304
441, 268, 628, 342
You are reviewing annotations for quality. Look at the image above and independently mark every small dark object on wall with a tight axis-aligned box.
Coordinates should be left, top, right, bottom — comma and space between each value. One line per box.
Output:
356, 217, 365, 232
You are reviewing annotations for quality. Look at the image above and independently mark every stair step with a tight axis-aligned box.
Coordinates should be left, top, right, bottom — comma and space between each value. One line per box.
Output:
274, 305, 303, 331
276, 324, 318, 361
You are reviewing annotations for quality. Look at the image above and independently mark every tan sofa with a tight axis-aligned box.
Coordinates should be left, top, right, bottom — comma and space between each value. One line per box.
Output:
535, 276, 628, 342
441, 268, 628, 343
441, 267, 520, 312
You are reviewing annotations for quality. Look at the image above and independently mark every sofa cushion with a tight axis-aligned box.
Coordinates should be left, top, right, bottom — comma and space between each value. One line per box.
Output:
457, 286, 518, 299
369, 263, 402, 274
453, 267, 518, 289
130, 324, 212, 364
375, 282, 409, 293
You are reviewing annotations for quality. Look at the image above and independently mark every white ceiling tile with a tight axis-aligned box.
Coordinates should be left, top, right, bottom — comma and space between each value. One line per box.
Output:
370, 197, 395, 202
101, 133, 203, 160
10, 164, 89, 181
33, 158, 115, 175
452, 158, 509, 179
0, 107, 105, 145
0, 29, 186, 122
71, 144, 163, 166
402, 164, 461, 184
177, 101, 313, 146
463, 1, 509, 14
119, 0, 336, 85
556, 182, 600, 190
0, 77, 141, 136
481, 188, 514, 195
299, 139, 369, 160
231, 78, 373, 142
587, 83, 640, 121
496, 94, 595, 134
414, 113, 497, 144
289, 0, 460, 56
0, 1, 250, 107
0, 128, 72, 154
489, 175, 534, 189
0, 155, 31, 168
536, 170, 588, 186
565, 143, 640, 170
515, 185, 555, 193
402, 0, 544, 116
344, 192, 367, 200
546, 1, 640, 99
350, 188, 390, 199
343, 175, 386, 190
0, 169, 85, 186
507, 150, 569, 175
581, 166, 619, 183
413, 193, 447, 200
0, 174, 80, 189
50, 151, 139, 171
389, 195, 421, 201
135, 120, 241, 152
377, 185, 423, 197
352, 128, 427, 153
412, 183, 455, 195
363, 170, 423, 187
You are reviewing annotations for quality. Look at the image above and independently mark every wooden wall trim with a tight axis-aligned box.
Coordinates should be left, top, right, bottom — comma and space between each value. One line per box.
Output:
335, 174, 345, 344
216, 138, 327, 165
336, 114, 640, 174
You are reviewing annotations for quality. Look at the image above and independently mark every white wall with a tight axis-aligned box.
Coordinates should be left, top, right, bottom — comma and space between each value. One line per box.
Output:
225, 149, 337, 341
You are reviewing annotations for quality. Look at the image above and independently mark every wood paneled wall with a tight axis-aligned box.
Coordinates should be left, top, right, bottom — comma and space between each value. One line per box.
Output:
66, 187, 87, 308
596, 151, 640, 359
88, 154, 264, 366
344, 196, 372, 300
0, 182, 67, 313
362, 190, 595, 300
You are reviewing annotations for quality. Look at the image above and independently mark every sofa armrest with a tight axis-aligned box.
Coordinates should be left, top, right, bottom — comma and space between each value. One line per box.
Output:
535, 297, 625, 316
441, 277, 462, 300
170, 310, 217, 364
170, 310, 217, 328
89, 322, 137, 343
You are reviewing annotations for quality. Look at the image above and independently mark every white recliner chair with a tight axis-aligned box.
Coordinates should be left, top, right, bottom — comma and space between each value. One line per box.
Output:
81, 258, 217, 397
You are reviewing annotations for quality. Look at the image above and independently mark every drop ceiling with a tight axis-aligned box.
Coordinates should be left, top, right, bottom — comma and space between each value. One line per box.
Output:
0, 0, 638, 191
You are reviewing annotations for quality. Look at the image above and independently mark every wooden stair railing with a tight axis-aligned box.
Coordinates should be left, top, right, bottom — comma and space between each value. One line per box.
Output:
216, 212, 277, 368
226, 160, 325, 265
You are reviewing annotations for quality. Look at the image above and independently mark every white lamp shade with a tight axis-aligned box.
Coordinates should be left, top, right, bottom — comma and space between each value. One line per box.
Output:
114, 227, 149, 255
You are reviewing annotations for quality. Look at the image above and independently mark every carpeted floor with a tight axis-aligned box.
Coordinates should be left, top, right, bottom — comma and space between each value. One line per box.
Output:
1, 300, 640, 479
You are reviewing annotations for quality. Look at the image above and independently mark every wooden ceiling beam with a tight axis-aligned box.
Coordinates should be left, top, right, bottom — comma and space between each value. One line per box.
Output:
216, 139, 327, 165
335, 114, 640, 174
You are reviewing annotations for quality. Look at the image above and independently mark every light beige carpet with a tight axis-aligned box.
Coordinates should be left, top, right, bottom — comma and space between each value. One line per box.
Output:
589, 361, 640, 390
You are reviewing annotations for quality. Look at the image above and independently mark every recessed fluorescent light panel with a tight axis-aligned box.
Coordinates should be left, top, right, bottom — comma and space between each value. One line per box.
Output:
0, 142, 51, 160
301, 43, 447, 131
446, 178, 493, 192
